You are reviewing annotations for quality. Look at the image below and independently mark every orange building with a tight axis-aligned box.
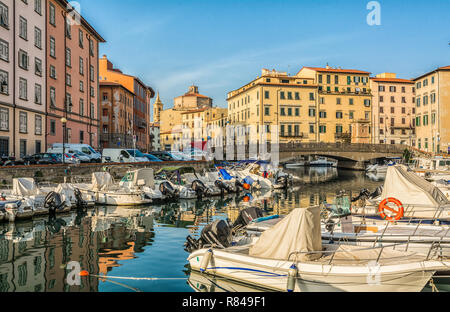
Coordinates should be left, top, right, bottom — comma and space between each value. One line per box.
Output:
99, 55, 155, 152
99, 82, 135, 149
46, 0, 105, 150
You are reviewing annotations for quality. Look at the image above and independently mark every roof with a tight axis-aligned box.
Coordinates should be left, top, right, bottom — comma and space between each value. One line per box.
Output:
370, 77, 414, 84
181, 108, 209, 115
182, 93, 211, 99
413, 65, 450, 81
99, 81, 136, 95
300, 66, 371, 75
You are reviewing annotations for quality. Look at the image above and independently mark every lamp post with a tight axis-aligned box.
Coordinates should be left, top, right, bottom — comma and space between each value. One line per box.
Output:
61, 117, 67, 164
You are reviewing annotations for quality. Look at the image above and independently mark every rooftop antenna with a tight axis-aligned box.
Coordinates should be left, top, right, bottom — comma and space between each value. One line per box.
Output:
288, 64, 291, 76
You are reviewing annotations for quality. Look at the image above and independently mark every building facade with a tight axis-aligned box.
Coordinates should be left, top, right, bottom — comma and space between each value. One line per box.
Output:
98, 55, 155, 152
413, 66, 450, 154
370, 73, 416, 146
0, 0, 46, 158
45, 0, 105, 152
99, 81, 134, 149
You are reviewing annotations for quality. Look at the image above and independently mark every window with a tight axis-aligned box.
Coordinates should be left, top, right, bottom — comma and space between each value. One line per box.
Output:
50, 87, 55, 107
0, 1, 9, 28
379, 86, 385, 92
19, 78, 27, 100
50, 37, 55, 57
319, 125, 327, 133
295, 92, 300, 100
308, 107, 315, 117
280, 107, 285, 116
326, 75, 331, 84
79, 99, 84, 116
49, 2, 55, 25
402, 97, 406, 103
19, 140, 26, 158
380, 96, 384, 102
416, 97, 421, 107
49, 65, 56, 79
50, 119, 56, 135
349, 98, 354, 105
337, 98, 341, 105
0, 39, 8, 61
335, 75, 339, 84
264, 91, 269, 99
0, 107, 8, 130
336, 125, 343, 134
19, 112, 27, 133
89, 39, 94, 56
34, 27, 41, 49
389, 86, 396, 92
65, 18, 71, 38
432, 113, 436, 125
264, 107, 270, 116
287, 107, 292, 116
66, 74, 71, 86
336, 111, 343, 119
423, 95, 428, 105
66, 93, 72, 112
19, 16, 27, 40
90, 65, 94, 82
65, 48, 71, 66
280, 92, 285, 100
35, 57, 42, 76
391, 107, 395, 114
90, 86, 95, 97
34, 83, 41, 104
18, 50, 29, 70
79, 57, 84, 75
295, 108, 300, 116
287, 92, 292, 100
35, 115, 42, 135
309, 124, 315, 134
319, 111, 327, 119
34, 0, 41, 14
79, 29, 84, 48
309, 93, 315, 101
349, 111, 354, 119
318, 75, 322, 84
79, 80, 84, 92
0, 70, 8, 94
90, 103, 95, 119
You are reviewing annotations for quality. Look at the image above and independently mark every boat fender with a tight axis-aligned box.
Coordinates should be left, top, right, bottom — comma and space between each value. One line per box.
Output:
200, 249, 213, 273
287, 264, 298, 292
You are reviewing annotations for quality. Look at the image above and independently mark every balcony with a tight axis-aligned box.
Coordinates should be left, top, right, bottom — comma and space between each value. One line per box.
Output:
280, 132, 304, 138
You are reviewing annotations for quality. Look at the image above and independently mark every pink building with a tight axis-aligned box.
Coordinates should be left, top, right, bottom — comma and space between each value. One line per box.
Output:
46, 0, 105, 150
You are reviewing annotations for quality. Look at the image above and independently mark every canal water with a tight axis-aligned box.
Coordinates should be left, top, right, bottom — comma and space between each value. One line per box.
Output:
0, 168, 446, 292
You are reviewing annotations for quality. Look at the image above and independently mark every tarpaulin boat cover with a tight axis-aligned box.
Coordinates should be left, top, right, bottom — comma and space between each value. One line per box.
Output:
92, 172, 114, 191
249, 207, 322, 261
55, 184, 76, 206
381, 165, 449, 208
12, 178, 40, 196
219, 169, 233, 181
133, 168, 155, 189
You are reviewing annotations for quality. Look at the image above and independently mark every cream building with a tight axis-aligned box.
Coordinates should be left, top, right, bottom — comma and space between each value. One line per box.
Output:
413, 66, 450, 154
0, 0, 46, 158
370, 73, 416, 146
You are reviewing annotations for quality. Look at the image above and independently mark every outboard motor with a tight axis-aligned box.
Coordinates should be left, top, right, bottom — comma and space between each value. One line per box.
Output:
370, 186, 383, 199
276, 175, 289, 189
184, 219, 232, 253
351, 188, 371, 203
232, 207, 264, 232
191, 180, 209, 199
235, 180, 245, 193
215, 180, 234, 195
44, 191, 65, 215
74, 188, 87, 210
159, 181, 178, 199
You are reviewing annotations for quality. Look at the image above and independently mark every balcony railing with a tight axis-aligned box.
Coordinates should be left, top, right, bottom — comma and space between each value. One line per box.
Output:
280, 132, 304, 138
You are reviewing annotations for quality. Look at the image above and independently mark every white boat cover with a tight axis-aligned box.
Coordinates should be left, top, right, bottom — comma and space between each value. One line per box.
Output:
381, 165, 449, 208
55, 183, 76, 206
133, 168, 155, 189
92, 172, 114, 191
249, 207, 322, 261
12, 178, 40, 196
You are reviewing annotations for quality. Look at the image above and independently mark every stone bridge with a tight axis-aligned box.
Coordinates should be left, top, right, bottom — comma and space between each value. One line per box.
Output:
277, 143, 411, 170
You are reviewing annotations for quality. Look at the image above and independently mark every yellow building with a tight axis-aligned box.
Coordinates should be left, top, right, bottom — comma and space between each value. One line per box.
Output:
413, 66, 450, 154
227, 66, 373, 144
296, 66, 373, 144
159, 85, 214, 150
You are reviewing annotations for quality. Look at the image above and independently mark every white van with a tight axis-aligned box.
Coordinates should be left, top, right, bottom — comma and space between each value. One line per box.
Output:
102, 149, 149, 163
50, 144, 102, 163
47, 147, 91, 163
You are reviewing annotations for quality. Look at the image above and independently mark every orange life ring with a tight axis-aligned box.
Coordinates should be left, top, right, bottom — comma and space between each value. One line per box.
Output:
378, 198, 404, 221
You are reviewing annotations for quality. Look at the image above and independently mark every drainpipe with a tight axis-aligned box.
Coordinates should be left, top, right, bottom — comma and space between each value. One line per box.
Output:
12, 0, 15, 157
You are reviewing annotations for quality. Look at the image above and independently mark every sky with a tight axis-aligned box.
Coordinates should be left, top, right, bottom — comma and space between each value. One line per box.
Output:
76, 0, 450, 118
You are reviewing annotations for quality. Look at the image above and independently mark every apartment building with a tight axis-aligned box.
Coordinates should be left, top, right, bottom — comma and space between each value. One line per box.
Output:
413, 66, 450, 154
99, 55, 155, 152
227, 69, 318, 145
370, 73, 416, 146
296, 66, 373, 144
46, 0, 105, 151
0, 0, 46, 158
99, 81, 134, 149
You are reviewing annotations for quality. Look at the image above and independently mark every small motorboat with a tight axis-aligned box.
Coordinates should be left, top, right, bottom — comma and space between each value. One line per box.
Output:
310, 157, 338, 168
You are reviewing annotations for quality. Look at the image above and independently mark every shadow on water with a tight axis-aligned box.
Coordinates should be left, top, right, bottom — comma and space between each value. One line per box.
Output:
0, 168, 446, 292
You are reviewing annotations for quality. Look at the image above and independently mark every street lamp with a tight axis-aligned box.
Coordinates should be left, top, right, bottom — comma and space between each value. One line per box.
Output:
61, 117, 67, 164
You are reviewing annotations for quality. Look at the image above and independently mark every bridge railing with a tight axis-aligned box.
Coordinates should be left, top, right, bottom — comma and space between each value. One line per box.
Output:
278, 142, 409, 154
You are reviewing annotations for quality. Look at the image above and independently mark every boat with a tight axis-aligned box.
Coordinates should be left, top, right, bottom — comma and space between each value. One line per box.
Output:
285, 157, 309, 169
74, 172, 153, 206
310, 157, 338, 168
188, 207, 449, 292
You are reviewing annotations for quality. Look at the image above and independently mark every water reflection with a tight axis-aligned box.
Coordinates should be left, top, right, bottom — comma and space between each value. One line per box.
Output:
0, 169, 389, 292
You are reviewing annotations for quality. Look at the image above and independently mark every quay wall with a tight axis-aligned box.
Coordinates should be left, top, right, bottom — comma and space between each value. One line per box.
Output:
0, 161, 211, 185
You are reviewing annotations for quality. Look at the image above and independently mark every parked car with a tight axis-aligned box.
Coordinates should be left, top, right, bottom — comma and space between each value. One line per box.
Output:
72, 151, 91, 163
23, 153, 62, 165
143, 154, 163, 162
149, 151, 177, 162
102, 149, 149, 163
168, 151, 193, 161
49, 144, 102, 163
